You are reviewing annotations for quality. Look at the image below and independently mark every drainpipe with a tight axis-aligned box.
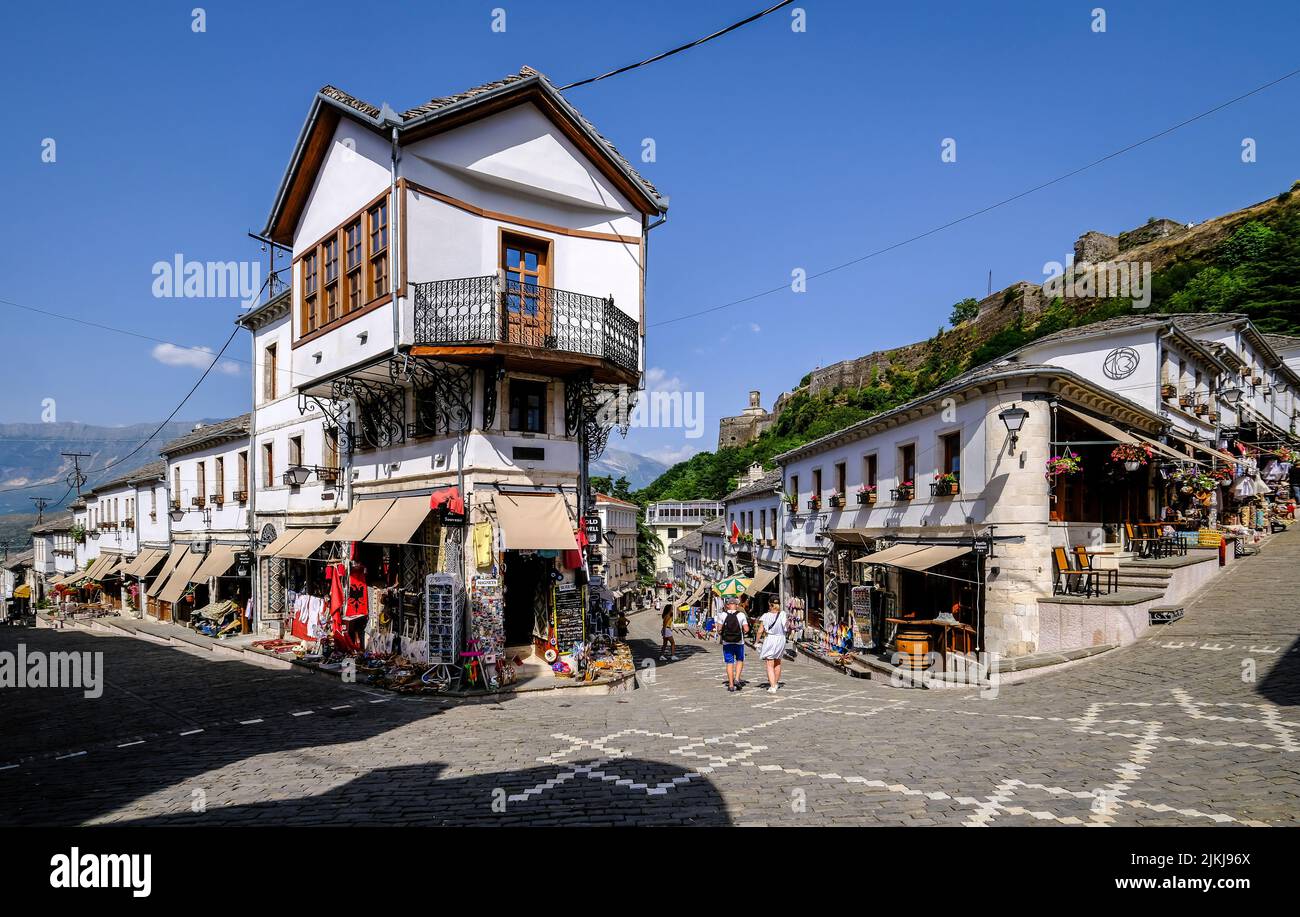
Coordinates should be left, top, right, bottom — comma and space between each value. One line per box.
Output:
390, 124, 401, 357
245, 322, 259, 632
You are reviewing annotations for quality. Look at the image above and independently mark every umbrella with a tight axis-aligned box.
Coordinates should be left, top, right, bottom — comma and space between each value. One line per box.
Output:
712, 575, 751, 597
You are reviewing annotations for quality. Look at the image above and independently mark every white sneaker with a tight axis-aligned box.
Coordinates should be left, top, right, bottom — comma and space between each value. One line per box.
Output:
768, 686, 778, 694
670, 655, 680, 660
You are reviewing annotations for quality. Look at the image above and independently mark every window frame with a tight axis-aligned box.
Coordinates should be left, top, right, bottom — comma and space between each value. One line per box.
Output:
508, 378, 548, 434
293, 189, 393, 344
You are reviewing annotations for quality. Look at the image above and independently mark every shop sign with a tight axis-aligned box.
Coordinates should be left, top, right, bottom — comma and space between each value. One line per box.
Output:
584, 509, 602, 543
236, 551, 253, 566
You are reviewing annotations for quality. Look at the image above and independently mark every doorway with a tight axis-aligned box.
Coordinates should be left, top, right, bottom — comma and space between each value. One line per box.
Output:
503, 551, 550, 649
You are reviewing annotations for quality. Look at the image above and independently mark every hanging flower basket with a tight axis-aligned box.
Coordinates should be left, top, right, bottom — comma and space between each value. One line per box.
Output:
1110, 444, 1152, 469
856, 485, 877, 505
1045, 450, 1082, 477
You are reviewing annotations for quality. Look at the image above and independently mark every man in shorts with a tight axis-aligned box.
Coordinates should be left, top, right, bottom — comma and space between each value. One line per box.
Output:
717, 598, 749, 692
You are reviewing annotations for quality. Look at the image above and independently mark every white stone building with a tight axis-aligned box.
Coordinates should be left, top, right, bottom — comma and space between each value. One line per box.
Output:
249, 66, 666, 659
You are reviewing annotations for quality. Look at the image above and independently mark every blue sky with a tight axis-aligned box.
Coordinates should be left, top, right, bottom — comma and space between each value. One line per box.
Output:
2, 1, 1298, 468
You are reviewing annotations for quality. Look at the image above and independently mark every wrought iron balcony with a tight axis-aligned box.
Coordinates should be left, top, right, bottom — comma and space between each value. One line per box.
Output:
412, 276, 639, 376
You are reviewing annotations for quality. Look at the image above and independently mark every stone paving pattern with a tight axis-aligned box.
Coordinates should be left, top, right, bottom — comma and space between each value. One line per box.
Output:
1, 530, 1297, 826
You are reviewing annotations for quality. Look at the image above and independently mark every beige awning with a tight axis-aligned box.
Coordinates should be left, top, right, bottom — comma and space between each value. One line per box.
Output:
1131, 432, 1203, 465
785, 555, 824, 568
98, 554, 125, 578
276, 527, 332, 560
147, 545, 190, 598
494, 493, 577, 550
889, 545, 972, 571
746, 567, 778, 596
261, 529, 300, 557
47, 573, 68, 586
121, 548, 159, 577
855, 544, 928, 565
1058, 404, 1140, 445
83, 554, 116, 580
1166, 431, 1236, 464
363, 496, 431, 545
190, 545, 237, 583
158, 550, 205, 604
328, 498, 396, 542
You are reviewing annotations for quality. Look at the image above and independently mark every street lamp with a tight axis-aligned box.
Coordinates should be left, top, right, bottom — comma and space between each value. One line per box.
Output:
1219, 386, 1243, 405
169, 507, 185, 524
998, 404, 1029, 454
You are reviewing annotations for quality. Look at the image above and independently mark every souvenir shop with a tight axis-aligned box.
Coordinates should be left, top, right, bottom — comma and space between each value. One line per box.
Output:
254, 487, 634, 693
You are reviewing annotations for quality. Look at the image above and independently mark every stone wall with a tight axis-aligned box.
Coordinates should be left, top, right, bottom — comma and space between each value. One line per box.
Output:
1118, 218, 1186, 253
1074, 230, 1119, 264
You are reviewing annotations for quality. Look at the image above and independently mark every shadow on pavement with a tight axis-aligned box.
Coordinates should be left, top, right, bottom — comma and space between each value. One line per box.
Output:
1256, 632, 1300, 707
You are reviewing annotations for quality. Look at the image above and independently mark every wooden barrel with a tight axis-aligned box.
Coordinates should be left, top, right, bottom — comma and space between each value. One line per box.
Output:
895, 628, 932, 670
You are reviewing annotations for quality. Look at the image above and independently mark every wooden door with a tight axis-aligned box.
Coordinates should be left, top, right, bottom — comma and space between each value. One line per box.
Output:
502, 235, 549, 348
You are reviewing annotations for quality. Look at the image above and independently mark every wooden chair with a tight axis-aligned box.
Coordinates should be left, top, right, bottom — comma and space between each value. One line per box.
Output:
1123, 523, 1161, 559
1052, 546, 1085, 595
1073, 545, 1115, 596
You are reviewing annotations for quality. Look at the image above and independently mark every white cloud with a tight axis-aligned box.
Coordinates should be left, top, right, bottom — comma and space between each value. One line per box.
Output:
151, 343, 240, 375
643, 366, 685, 393
645, 443, 700, 465
749, 322, 762, 333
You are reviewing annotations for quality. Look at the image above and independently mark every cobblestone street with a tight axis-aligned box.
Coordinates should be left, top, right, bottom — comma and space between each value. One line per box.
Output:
2, 530, 1297, 827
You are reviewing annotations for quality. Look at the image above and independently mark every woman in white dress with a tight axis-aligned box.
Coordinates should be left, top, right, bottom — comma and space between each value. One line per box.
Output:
756, 596, 787, 693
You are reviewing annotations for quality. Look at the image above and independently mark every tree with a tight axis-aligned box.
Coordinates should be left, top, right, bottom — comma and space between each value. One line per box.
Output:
949, 297, 979, 326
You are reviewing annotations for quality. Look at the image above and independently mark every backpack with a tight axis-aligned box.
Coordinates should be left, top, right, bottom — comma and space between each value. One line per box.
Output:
720, 610, 743, 643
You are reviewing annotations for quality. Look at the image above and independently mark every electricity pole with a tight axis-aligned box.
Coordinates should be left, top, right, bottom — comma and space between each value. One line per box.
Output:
62, 452, 92, 497
30, 497, 49, 524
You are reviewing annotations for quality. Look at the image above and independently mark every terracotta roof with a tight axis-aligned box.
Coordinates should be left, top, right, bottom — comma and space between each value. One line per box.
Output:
724, 468, 783, 503
595, 492, 638, 508
159, 414, 251, 456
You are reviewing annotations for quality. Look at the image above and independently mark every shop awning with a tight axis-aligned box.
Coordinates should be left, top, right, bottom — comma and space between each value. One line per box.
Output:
1166, 431, 1236, 464
261, 529, 300, 557
83, 554, 116, 581
46, 574, 66, 586
98, 555, 125, 578
363, 496, 431, 545
147, 545, 190, 598
494, 493, 577, 550
1058, 405, 1141, 445
328, 498, 395, 542
1131, 432, 1203, 465
785, 555, 824, 568
13, 584, 30, 599
158, 550, 206, 605
122, 548, 165, 577
855, 543, 928, 565
190, 545, 237, 583
746, 567, 778, 596
684, 584, 706, 605
274, 528, 332, 560
889, 545, 972, 571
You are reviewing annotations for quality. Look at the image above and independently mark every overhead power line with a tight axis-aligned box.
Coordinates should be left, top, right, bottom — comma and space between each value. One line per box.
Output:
558, 1, 796, 90
650, 62, 1300, 328
0, 326, 240, 498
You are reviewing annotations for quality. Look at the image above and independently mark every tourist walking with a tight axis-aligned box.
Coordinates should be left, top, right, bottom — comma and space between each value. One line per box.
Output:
755, 596, 787, 693
659, 603, 678, 661
718, 598, 749, 692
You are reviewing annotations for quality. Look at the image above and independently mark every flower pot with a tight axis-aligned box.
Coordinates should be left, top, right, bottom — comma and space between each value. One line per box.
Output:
1124, 461, 1141, 472
856, 492, 877, 505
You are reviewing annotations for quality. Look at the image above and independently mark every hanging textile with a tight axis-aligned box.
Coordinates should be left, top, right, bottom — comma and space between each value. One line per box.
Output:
473, 522, 493, 569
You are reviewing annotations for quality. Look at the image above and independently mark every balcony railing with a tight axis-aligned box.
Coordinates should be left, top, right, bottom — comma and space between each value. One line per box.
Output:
412, 276, 639, 375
